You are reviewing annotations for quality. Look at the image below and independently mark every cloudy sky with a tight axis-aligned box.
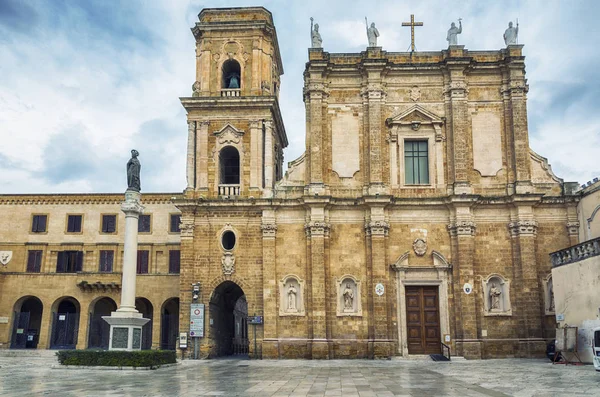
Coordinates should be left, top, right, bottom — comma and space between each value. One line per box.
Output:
0, 0, 598, 194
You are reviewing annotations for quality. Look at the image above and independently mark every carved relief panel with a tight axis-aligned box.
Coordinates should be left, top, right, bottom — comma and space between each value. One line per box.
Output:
336, 275, 362, 317
279, 275, 305, 316
482, 274, 512, 316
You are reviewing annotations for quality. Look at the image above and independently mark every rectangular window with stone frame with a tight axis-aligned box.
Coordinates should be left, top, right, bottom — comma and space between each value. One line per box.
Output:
101, 214, 117, 234
169, 214, 181, 233
404, 140, 429, 185
138, 214, 151, 233
137, 250, 149, 274
31, 215, 47, 233
56, 251, 83, 273
169, 250, 180, 274
27, 250, 43, 273
99, 250, 114, 272
66, 214, 83, 233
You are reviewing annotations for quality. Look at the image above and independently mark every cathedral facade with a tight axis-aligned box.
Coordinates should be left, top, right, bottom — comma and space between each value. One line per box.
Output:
0, 7, 580, 359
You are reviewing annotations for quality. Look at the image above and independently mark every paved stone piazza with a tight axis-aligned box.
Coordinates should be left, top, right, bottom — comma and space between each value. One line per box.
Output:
0, 353, 597, 396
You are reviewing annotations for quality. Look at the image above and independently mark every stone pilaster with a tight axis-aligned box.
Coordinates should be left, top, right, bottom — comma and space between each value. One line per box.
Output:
566, 221, 580, 246
361, 74, 387, 193
508, 204, 544, 356
443, 49, 472, 194
186, 121, 196, 191
261, 209, 278, 358
502, 46, 532, 194
249, 120, 263, 191
196, 121, 210, 191
304, 199, 330, 358
447, 198, 480, 358
303, 69, 329, 195
364, 197, 392, 358
263, 120, 274, 198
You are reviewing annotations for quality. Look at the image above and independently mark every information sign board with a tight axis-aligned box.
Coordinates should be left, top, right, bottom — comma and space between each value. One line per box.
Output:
190, 303, 205, 337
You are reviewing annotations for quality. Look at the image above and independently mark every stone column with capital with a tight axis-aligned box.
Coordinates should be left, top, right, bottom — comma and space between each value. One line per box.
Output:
186, 121, 196, 191
261, 209, 278, 358
103, 188, 149, 350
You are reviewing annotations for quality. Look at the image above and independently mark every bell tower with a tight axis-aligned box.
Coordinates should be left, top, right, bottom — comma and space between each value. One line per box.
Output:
181, 7, 287, 198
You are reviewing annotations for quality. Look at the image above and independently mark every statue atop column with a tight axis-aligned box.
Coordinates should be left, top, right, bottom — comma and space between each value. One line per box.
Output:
446, 19, 462, 46
504, 20, 519, 45
126, 149, 141, 192
310, 17, 322, 48
365, 18, 380, 47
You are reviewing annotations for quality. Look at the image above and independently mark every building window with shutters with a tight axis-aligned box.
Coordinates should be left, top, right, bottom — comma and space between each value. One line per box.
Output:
99, 250, 114, 272
169, 214, 181, 233
31, 214, 48, 233
101, 214, 117, 234
137, 250, 149, 274
66, 214, 83, 233
56, 251, 83, 273
27, 250, 43, 273
169, 250, 180, 274
138, 214, 152, 233
404, 140, 429, 185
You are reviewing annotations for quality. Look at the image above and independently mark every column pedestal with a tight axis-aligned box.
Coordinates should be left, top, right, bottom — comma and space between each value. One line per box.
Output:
103, 190, 150, 351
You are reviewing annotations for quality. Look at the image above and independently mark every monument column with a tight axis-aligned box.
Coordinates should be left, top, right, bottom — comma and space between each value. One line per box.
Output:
103, 150, 149, 351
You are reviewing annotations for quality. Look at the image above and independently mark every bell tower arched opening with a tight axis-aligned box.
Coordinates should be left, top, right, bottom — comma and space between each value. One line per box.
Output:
219, 146, 240, 185
222, 59, 241, 89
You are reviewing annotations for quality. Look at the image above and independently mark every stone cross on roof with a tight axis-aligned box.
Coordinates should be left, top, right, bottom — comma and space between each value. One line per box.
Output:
402, 14, 424, 52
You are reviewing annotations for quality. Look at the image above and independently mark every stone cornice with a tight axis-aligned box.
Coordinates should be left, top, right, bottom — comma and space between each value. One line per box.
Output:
0, 193, 182, 206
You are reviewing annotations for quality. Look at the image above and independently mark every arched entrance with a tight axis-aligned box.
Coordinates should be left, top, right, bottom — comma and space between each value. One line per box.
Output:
50, 297, 80, 349
160, 298, 179, 350
11, 296, 43, 349
210, 281, 248, 357
87, 297, 117, 349
136, 298, 153, 350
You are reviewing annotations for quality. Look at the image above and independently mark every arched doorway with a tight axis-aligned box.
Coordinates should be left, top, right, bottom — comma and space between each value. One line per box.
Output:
11, 296, 43, 349
50, 297, 80, 349
136, 298, 153, 350
87, 297, 117, 349
210, 281, 248, 357
160, 298, 179, 350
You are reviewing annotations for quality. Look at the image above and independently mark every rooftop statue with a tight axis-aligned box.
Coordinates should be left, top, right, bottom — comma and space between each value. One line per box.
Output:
446, 19, 462, 46
365, 18, 380, 47
310, 17, 322, 48
504, 20, 519, 45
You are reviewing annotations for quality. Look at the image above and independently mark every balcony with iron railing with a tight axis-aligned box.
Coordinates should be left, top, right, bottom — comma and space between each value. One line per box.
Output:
218, 184, 240, 196
550, 237, 600, 267
221, 89, 241, 97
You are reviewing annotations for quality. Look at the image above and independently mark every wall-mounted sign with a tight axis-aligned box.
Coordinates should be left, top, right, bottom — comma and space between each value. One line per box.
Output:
463, 283, 473, 294
375, 283, 385, 296
556, 313, 565, 321
190, 303, 204, 337
247, 316, 263, 325
179, 332, 188, 349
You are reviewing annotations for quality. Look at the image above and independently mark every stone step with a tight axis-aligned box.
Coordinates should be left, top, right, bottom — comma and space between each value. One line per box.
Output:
0, 349, 58, 358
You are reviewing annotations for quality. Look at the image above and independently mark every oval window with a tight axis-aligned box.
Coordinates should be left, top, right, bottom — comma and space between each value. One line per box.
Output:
222, 230, 236, 250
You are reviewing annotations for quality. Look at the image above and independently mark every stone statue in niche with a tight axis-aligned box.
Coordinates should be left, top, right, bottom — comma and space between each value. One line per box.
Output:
446, 19, 462, 46
489, 283, 502, 310
126, 149, 141, 192
310, 17, 322, 48
287, 283, 298, 312
504, 21, 519, 45
343, 283, 354, 312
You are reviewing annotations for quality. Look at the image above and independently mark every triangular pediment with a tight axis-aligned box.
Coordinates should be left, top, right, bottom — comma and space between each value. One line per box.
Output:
386, 105, 443, 126
213, 124, 245, 145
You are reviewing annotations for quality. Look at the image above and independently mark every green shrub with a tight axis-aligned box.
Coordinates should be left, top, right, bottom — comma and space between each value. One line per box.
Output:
56, 350, 177, 368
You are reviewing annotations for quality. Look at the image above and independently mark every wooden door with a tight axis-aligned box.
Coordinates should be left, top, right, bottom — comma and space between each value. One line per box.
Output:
406, 286, 441, 354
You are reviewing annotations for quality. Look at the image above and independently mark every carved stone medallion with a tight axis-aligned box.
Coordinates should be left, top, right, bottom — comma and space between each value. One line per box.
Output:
412, 238, 427, 256
221, 252, 235, 275
0, 251, 12, 266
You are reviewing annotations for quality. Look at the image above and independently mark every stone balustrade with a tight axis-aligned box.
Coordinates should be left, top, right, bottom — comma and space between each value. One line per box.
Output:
221, 89, 241, 97
550, 237, 600, 267
218, 184, 240, 196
